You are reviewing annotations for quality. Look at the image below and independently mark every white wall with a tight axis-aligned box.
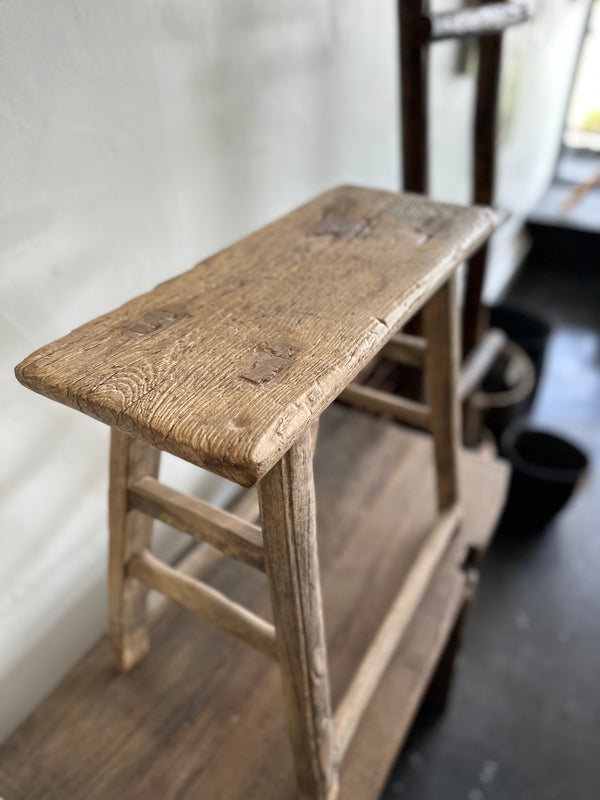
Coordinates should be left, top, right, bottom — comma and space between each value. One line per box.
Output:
0, 0, 588, 741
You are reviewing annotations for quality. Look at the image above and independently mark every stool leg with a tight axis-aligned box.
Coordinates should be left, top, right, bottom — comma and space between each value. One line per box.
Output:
258, 430, 337, 800
310, 419, 320, 456
423, 273, 461, 511
108, 429, 160, 671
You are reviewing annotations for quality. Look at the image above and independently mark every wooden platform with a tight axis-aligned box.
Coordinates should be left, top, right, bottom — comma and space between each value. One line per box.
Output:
0, 405, 508, 799
15, 185, 496, 485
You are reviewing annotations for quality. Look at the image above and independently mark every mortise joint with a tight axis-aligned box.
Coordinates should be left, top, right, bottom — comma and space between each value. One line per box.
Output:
122, 304, 187, 338
241, 344, 296, 385
310, 200, 371, 240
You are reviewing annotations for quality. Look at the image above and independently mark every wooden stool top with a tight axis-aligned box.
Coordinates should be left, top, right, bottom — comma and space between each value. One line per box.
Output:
15, 185, 496, 485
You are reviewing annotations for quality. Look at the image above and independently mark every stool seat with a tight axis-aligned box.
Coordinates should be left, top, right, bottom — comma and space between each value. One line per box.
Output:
15, 185, 496, 485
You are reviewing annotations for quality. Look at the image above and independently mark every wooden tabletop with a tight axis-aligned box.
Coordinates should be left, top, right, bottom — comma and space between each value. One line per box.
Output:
15, 185, 497, 485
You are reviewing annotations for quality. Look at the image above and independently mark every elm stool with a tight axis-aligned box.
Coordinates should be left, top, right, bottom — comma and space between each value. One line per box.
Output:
15, 185, 497, 800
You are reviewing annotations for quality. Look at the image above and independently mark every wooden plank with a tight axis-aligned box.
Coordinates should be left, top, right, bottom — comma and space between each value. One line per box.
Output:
129, 550, 277, 661
147, 486, 264, 618
332, 504, 461, 763
15, 186, 497, 486
0, 405, 509, 800
399, 0, 430, 193
338, 383, 430, 430
380, 332, 427, 367
258, 430, 337, 799
463, 16, 504, 355
339, 554, 467, 796
429, 2, 530, 41
129, 476, 264, 571
108, 430, 160, 671
423, 275, 461, 510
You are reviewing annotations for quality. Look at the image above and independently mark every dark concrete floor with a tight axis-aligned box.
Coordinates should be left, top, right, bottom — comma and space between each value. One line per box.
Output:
382, 263, 600, 800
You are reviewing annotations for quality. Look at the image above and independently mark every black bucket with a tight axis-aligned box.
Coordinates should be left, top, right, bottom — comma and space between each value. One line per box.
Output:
490, 305, 551, 402
499, 423, 589, 531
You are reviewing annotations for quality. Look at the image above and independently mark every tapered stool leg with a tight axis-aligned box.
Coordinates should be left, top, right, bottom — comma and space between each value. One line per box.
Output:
258, 429, 337, 800
108, 429, 160, 671
423, 273, 461, 511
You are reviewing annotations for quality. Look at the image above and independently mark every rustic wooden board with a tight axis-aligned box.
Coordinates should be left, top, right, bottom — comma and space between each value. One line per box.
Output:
15, 186, 497, 486
429, 2, 530, 41
0, 406, 508, 799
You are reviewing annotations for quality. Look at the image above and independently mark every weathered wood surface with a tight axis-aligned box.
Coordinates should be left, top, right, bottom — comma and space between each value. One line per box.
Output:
129, 476, 265, 571
259, 430, 336, 799
332, 504, 461, 763
429, 2, 530, 41
15, 186, 497, 486
423, 275, 461, 510
128, 550, 277, 660
0, 405, 508, 800
108, 430, 160, 671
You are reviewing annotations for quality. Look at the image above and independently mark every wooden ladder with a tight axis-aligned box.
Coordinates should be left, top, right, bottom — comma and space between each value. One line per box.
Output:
399, 0, 531, 356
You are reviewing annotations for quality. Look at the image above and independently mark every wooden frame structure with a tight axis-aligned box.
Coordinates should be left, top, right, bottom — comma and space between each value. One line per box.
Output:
398, 0, 531, 356
15, 185, 498, 799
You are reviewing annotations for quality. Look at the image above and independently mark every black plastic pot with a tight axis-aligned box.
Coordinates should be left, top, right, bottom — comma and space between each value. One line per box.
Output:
499, 423, 589, 531
490, 305, 551, 403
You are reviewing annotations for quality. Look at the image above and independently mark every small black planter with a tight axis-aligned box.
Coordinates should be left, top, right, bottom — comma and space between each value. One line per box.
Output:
500, 423, 589, 531
490, 305, 551, 404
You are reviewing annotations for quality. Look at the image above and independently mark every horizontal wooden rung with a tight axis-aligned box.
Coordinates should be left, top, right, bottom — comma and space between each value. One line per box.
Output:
128, 550, 278, 661
428, 2, 530, 41
129, 477, 264, 571
332, 504, 462, 764
380, 333, 427, 368
338, 383, 430, 430
459, 327, 507, 400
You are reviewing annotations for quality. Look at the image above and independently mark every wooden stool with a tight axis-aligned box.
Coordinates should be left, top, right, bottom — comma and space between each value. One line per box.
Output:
15, 186, 496, 799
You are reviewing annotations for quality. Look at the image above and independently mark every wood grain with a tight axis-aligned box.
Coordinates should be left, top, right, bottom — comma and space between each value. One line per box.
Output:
332, 504, 461, 763
15, 186, 497, 486
129, 550, 277, 660
423, 275, 461, 510
129, 476, 265, 571
108, 429, 160, 671
258, 429, 336, 799
0, 405, 509, 800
